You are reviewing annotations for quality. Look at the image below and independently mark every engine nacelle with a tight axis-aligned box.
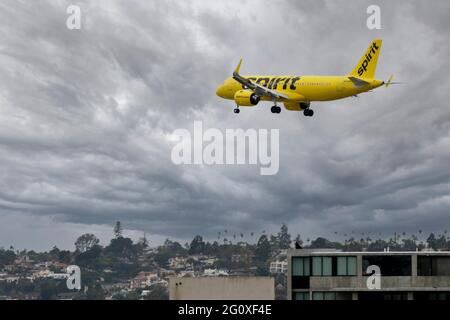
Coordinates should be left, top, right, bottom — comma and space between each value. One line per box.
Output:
234, 90, 260, 106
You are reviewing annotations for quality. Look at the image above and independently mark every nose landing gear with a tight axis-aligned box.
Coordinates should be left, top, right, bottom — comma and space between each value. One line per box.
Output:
271, 105, 281, 114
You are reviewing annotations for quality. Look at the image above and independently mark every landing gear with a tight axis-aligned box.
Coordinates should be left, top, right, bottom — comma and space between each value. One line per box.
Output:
270, 100, 281, 114
233, 107, 240, 114
303, 108, 314, 117
300, 102, 313, 117
271, 105, 281, 114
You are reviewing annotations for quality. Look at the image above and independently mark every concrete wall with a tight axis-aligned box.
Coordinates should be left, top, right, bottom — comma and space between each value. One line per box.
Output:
169, 277, 275, 300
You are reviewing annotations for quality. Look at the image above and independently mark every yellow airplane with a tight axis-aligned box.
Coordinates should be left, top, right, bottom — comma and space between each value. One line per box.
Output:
216, 39, 396, 117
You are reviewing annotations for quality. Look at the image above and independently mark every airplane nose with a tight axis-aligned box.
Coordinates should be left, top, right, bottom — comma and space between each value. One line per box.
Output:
216, 86, 222, 98
216, 85, 225, 98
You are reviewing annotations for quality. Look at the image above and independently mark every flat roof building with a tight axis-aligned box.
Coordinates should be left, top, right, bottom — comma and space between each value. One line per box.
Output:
169, 276, 275, 300
288, 249, 450, 300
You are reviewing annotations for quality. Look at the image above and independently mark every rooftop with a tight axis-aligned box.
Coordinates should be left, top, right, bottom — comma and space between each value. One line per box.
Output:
289, 249, 450, 256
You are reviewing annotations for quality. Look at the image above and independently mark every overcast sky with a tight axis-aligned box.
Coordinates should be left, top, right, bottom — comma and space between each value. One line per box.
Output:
0, 0, 449, 251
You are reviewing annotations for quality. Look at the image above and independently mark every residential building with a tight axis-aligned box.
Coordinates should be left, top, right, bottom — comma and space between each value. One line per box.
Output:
288, 249, 450, 300
130, 271, 160, 290
168, 256, 188, 270
203, 268, 229, 277
270, 260, 288, 274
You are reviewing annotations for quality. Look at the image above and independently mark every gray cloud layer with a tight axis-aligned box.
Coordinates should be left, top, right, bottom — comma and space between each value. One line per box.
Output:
0, 0, 449, 250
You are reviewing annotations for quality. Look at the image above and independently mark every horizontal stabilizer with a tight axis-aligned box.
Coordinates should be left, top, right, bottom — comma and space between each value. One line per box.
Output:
385, 75, 401, 87
348, 76, 370, 87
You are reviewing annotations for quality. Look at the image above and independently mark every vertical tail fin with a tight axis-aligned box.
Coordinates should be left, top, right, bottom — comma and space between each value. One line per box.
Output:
348, 39, 382, 79
233, 58, 243, 75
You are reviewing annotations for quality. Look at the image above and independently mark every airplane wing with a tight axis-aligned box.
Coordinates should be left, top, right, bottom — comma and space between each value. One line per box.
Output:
232, 59, 290, 100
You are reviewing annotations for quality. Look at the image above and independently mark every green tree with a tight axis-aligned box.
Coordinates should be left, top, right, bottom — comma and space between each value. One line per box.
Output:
86, 283, 106, 300
402, 238, 418, 251
49, 246, 60, 259
278, 224, 292, 249
435, 234, 447, 250
343, 237, 362, 251
105, 237, 137, 260
139, 233, 149, 248
367, 239, 388, 251
294, 234, 303, 247
75, 234, 100, 253
255, 235, 271, 262
143, 284, 169, 300
113, 221, 123, 239
309, 237, 341, 249
189, 235, 206, 255
269, 235, 279, 251
256, 264, 269, 276
0, 249, 16, 267
154, 239, 188, 267
75, 245, 102, 268
427, 233, 437, 250
58, 250, 72, 263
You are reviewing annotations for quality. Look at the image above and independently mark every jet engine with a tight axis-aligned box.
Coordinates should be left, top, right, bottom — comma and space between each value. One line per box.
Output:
234, 90, 260, 106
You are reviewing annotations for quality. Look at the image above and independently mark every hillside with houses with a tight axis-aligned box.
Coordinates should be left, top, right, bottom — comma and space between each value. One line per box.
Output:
1, 222, 449, 300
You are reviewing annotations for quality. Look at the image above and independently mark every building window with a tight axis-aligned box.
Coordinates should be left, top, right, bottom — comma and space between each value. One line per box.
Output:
312, 257, 321, 276
359, 292, 409, 300
362, 255, 411, 276
415, 292, 450, 300
312, 292, 336, 300
337, 256, 357, 276
294, 292, 310, 300
292, 257, 310, 276
418, 256, 450, 276
312, 257, 332, 276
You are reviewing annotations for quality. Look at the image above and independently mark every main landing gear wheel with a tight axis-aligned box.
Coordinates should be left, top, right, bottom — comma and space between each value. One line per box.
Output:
233, 108, 240, 114
303, 108, 314, 117
271, 106, 281, 114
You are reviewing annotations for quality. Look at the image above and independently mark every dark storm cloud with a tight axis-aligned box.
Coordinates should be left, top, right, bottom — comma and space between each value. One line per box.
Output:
0, 0, 449, 250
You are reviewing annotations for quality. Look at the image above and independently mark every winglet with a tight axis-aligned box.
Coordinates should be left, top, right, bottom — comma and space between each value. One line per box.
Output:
233, 58, 243, 75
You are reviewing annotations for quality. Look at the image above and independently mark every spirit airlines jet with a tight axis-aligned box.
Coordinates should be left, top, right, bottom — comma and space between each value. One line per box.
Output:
216, 39, 395, 117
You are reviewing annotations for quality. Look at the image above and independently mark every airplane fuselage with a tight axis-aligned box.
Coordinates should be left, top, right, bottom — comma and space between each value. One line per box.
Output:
216, 75, 384, 103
